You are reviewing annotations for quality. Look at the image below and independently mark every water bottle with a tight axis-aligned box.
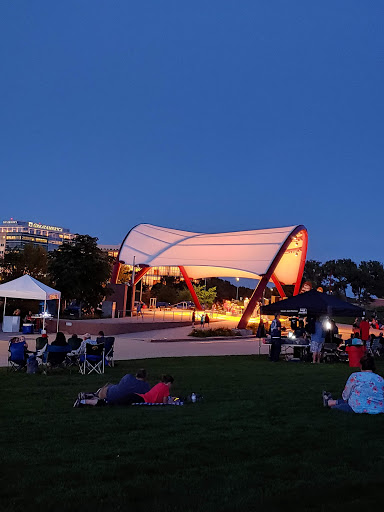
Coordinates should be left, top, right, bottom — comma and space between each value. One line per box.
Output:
191, 393, 196, 403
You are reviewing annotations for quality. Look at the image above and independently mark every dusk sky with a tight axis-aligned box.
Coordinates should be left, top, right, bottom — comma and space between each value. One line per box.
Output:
1, 2, 383, 264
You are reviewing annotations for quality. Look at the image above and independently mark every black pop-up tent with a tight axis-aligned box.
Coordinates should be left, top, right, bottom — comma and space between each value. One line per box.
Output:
261, 290, 364, 317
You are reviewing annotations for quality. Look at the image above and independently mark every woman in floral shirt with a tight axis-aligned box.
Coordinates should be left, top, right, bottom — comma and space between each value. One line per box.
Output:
323, 354, 384, 414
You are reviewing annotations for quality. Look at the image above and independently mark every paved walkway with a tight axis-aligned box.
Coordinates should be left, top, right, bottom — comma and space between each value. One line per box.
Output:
0, 320, 361, 367
1, 318, 263, 366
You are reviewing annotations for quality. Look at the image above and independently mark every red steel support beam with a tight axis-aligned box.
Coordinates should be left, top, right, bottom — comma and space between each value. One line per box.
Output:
237, 226, 307, 329
271, 274, 286, 299
179, 266, 203, 310
293, 229, 308, 296
111, 260, 122, 284
133, 266, 151, 286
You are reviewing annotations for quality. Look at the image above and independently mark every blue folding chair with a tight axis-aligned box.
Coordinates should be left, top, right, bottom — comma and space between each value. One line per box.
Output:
8, 342, 27, 372
43, 345, 70, 372
97, 336, 115, 367
79, 343, 105, 375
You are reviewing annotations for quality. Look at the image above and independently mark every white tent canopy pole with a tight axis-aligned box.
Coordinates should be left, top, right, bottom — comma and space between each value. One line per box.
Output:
42, 299, 47, 332
56, 298, 61, 332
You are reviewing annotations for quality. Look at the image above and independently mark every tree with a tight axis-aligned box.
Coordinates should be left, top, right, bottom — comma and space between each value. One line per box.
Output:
302, 260, 325, 289
193, 285, 217, 308
323, 259, 358, 297
1, 244, 49, 283
363, 261, 384, 299
150, 282, 179, 304
350, 261, 384, 305
48, 235, 112, 313
205, 277, 254, 301
176, 287, 193, 303
117, 265, 132, 284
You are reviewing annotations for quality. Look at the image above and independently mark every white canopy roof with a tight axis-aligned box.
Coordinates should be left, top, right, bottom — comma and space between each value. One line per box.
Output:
0, 275, 61, 300
119, 224, 307, 285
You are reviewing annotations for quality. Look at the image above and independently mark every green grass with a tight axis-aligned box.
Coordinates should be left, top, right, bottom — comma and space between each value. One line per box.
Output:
2, 357, 384, 512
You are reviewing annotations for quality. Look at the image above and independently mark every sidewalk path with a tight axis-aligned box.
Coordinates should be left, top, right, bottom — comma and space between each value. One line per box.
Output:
0, 321, 358, 367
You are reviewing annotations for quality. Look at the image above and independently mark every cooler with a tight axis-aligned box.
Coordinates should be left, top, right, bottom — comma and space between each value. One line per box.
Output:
22, 324, 34, 334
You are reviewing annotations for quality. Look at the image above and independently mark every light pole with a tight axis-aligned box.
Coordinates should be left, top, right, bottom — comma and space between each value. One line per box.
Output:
236, 277, 240, 301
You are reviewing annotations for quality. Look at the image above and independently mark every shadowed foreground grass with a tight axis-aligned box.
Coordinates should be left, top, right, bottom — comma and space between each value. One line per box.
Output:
2, 356, 384, 511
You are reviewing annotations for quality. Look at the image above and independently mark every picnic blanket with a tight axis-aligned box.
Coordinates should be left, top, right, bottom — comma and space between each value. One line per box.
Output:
131, 401, 184, 406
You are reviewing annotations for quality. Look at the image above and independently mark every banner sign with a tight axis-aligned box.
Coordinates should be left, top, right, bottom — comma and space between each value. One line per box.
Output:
28, 222, 63, 232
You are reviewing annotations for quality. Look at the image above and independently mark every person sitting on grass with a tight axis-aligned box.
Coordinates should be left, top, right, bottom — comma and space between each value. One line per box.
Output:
72, 333, 97, 355
51, 331, 68, 347
18, 335, 29, 350
379, 333, 384, 355
322, 354, 384, 414
67, 334, 81, 351
9, 336, 28, 368
350, 332, 363, 346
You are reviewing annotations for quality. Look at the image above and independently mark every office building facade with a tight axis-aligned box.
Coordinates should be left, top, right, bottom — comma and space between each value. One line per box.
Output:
0, 219, 76, 254
98, 244, 183, 286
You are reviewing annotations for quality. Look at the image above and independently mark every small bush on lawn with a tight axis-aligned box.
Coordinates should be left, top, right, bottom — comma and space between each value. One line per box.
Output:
247, 323, 259, 335
188, 327, 239, 337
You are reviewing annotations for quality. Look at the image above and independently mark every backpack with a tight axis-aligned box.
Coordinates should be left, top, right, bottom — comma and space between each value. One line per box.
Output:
27, 355, 38, 374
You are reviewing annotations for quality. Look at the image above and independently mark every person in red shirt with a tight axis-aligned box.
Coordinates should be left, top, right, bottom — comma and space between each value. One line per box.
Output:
113, 374, 174, 405
359, 317, 370, 343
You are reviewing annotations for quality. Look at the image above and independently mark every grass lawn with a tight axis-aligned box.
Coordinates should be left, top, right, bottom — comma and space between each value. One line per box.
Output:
2, 356, 384, 512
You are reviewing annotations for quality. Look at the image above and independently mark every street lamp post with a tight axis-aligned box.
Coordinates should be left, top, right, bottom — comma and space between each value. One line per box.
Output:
236, 277, 240, 301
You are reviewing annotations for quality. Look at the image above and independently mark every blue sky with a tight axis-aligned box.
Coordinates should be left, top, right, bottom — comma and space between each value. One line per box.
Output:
1, 1, 383, 263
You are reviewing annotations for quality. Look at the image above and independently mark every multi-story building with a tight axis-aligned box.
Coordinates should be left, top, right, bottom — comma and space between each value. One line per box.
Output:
98, 244, 183, 286
0, 219, 76, 254
0, 233, 6, 259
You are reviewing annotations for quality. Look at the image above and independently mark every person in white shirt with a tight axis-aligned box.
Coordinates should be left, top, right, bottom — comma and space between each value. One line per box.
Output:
73, 333, 97, 355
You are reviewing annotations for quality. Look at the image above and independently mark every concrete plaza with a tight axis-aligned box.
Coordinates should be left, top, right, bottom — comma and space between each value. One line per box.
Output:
0, 318, 357, 367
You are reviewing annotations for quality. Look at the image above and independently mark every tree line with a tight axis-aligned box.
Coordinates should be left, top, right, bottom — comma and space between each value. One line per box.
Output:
0, 235, 112, 314
303, 259, 384, 304
3, 238, 379, 315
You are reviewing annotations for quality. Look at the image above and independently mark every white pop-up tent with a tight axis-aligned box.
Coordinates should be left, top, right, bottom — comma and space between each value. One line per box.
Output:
0, 275, 61, 332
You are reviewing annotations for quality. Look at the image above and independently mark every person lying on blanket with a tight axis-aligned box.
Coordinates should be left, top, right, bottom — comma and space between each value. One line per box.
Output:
128, 374, 174, 405
75, 372, 174, 407
75, 369, 150, 406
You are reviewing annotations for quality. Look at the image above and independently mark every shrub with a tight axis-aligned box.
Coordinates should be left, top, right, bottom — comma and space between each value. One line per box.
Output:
189, 327, 239, 338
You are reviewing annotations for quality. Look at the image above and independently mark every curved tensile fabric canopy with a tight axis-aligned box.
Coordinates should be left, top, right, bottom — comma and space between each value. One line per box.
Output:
118, 223, 307, 285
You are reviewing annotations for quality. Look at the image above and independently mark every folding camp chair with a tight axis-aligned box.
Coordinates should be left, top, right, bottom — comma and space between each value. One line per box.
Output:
321, 343, 339, 363
79, 343, 105, 375
370, 338, 382, 358
96, 336, 115, 367
103, 337, 115, 367
8, 341, 27, 372
43, 345, 71, 372
35, 337, 48, 365
67, 335, 81, 352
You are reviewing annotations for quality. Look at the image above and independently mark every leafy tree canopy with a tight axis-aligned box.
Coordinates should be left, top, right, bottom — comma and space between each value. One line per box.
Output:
303, 258, 384, 305
48, 234, 112, 312
1, 244, 49, 283
193, 285, 217, 308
